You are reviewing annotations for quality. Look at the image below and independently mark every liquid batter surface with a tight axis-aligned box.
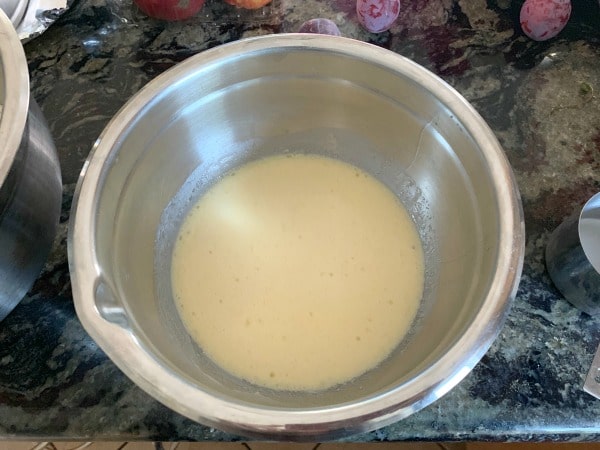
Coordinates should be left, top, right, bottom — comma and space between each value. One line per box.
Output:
171, 154, 424, 391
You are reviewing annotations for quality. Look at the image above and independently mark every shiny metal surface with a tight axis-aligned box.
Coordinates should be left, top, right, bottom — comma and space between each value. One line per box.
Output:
584, 341, 600, 399
578, 194, 600, 399
0, 0, 27, 27
580, 192, 600, 275
0, 9, 62, 320
69, 34, 525, 440
0, 0, 69, 42
546, 195, 600, 317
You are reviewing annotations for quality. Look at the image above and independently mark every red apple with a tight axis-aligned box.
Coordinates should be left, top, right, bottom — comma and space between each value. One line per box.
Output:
134, 0, 205, 21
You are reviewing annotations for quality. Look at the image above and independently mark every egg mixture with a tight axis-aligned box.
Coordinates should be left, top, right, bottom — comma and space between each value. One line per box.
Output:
171, 154, 424, 390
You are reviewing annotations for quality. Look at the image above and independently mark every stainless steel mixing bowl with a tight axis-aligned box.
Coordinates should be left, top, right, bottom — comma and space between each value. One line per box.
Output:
0, 9, 62, 320
69, 34, 525, 440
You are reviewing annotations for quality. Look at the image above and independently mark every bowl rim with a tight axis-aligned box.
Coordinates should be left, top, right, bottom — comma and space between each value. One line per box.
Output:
68, 33, 525, 440
0, 8, 29, 193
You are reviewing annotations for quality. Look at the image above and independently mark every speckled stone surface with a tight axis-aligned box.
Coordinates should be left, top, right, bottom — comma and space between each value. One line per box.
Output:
1, 0, 599, 442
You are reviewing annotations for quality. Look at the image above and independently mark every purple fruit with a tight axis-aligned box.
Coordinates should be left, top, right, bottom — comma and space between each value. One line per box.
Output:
356, 0, 400, 33
520, 0, 571, 41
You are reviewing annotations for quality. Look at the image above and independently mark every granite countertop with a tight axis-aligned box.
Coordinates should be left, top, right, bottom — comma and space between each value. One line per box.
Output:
1, 0, 600, 442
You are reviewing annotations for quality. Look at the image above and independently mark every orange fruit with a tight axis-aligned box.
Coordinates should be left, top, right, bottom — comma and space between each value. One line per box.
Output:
223, 0, 272, 9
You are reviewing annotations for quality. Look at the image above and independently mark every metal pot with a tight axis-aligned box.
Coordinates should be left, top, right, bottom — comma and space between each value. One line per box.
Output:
0, 9, 62, 320
0, 0, 27, 29
69, 35, 524, 440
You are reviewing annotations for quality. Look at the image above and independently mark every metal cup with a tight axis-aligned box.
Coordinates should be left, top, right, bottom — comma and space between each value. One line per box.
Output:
546, 193, 600, 399
546, 196, 600, 316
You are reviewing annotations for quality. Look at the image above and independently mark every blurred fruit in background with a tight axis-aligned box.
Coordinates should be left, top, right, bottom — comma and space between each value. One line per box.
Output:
520, 0, 572, 41
133, 0, 205, 20
224, 0, 272, 9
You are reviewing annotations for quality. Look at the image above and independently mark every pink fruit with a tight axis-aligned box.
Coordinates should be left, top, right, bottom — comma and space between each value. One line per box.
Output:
520, 0, 571, 41
356, 0, 400, 33
298, 18, 342, 36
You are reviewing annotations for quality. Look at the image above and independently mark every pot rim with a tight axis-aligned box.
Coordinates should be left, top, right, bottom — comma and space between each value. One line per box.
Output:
69, 34, 525, 440
0, 8, 29, 190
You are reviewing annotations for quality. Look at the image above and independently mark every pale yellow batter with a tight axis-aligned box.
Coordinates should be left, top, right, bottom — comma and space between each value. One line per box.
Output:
171, 154, 424, 391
